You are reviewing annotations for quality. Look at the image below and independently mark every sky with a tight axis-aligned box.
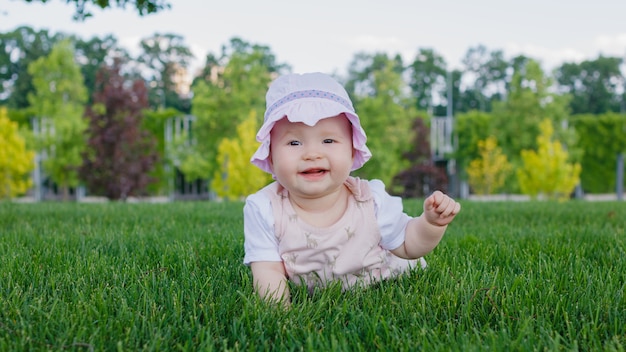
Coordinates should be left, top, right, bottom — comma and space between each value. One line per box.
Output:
2, 0, 626, 78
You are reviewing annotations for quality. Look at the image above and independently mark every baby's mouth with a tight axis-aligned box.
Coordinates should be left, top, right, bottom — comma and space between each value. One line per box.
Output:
300, 168, 328, 175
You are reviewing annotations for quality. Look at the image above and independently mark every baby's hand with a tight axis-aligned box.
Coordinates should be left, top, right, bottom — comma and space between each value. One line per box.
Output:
423, 191, 461, 226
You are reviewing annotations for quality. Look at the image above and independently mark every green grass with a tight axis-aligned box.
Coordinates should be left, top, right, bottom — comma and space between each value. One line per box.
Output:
0, 200, 625, 351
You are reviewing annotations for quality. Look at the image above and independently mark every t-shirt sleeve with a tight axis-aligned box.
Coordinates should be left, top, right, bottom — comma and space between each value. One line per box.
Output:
369, 179, 411, 251
243, 191, 283, 265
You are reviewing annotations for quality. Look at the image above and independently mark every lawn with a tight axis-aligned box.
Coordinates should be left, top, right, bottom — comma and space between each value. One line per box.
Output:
0, 200, 624, 351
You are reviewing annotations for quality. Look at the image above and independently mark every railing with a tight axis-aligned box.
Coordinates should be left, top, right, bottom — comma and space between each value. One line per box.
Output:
430, 116, 454, 160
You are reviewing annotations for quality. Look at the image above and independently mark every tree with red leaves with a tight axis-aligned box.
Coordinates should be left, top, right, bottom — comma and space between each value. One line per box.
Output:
392, 117, 448, 198
80, 58, 159, 200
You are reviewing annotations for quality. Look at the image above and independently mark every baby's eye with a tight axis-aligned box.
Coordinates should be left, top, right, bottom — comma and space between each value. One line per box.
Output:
288, 140, 301, 146
323, 139, 335, 144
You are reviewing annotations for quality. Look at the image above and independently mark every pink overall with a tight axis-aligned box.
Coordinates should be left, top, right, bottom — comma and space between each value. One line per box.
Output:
262, 177, 420, 291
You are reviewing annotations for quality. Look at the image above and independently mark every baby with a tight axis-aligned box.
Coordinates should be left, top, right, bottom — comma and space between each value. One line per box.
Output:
243, 72, 460, 305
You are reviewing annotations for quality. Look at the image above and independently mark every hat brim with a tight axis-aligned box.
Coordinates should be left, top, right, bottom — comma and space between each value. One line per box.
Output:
251, 98, 371, 174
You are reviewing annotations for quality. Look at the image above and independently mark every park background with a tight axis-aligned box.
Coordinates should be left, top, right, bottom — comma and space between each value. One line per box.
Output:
1, 1, 626, 202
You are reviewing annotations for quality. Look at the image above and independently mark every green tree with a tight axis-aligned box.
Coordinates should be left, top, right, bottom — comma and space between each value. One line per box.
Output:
143, 108, 181, 195
439, 69, 463, 116
212, 111, 272, 199
492, 59, 574, 164
180, 38, 282, 183
18, 0, 171, 20
460, 45, 509, 112
27, 39, 88, 199
136, 33, 194, 112
0, 107, 34, 198
0, 26, 61, 109
453, 110, 494, 174
350, 57, 416, 186
407, 48, 447, 112
73, 34, 130, 104
571, 113, 626, 193
344, 52, 404, 98
555, 56, 624, 114
517, 119, 581, 201
466, 136, 512, 195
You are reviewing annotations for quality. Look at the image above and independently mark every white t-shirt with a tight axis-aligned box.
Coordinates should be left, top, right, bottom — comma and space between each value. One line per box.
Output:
243, 179, 412, 265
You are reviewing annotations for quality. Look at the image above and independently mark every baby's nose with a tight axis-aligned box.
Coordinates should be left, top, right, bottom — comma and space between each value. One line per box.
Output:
303, 147, 322, 160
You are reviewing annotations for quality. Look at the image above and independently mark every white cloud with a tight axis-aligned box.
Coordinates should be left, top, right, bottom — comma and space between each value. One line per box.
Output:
349, 35, 407, 52
594, 33, 626, 57
504, 33, 626, 71
340, 35, 416, 66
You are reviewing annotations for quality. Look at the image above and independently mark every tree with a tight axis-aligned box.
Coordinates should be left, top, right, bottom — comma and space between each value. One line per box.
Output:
136, 33, 194, 112
407, 48, 447, 113
349, 56, 416, 186
0, 26, 62, 109
344, 52, 404, 98
142, 108, 181, 195
0, 107, 35, 199
517, 119, 581, 201
555, 56, 624, 114
20, 0, 171, 20
27, 39, 88, 199
80, 58, 159, 200
466, 136, 512, 195
571, 113, 626, 193
73, 34, 130, 104
392, 117, 448, 198
460, 45, 509, 112
439, 69, 463, 116
179, 38, 283, 183
492, 59, 573, 163
453, 110, 494, 173
212, 111, 272, 199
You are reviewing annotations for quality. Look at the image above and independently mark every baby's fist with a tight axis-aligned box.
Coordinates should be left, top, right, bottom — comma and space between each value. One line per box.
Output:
423, 191, 461, 226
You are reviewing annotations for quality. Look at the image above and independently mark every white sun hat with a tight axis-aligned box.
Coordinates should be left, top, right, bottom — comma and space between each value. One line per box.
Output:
251, 72, 372, 174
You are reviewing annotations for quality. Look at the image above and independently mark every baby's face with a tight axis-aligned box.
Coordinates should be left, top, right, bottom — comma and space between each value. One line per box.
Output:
269, 114, 354, 199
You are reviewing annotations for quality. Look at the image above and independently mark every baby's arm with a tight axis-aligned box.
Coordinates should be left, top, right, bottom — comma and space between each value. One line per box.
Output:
391, 191, 461, 259
250, 261, 290, 306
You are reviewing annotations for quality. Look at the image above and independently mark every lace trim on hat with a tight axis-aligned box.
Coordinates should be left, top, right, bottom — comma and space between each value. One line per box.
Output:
264, 90, 355, 120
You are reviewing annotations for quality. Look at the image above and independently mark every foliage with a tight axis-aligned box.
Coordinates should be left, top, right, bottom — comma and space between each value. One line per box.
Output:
73, 34, 130, 105
0, 107, 34, 198
0, 201, 625, 350
181, 38, 280, 182
555, 56, 624, 114
453, 110, 494, 173
459, 45, 509, 112
136, 33, 194, 112
3, 26, 626, 197
492, 59, 573, 163
349, 56, 416, 186
489, 59, 576, 193
211, 111, 272, 199
407, 48, 447, 112
22, 0, 171, 20
466, 136, 512, 195
80, 58, 159, 200
433, 68, 463, 116
392, 117, 448, 197
571, 113, 626, 193
343, 52, 404, 97
0, 26, 62, 109
517, 119, 581, 200
142, 108, 182, 194
27, 39, 88, 199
